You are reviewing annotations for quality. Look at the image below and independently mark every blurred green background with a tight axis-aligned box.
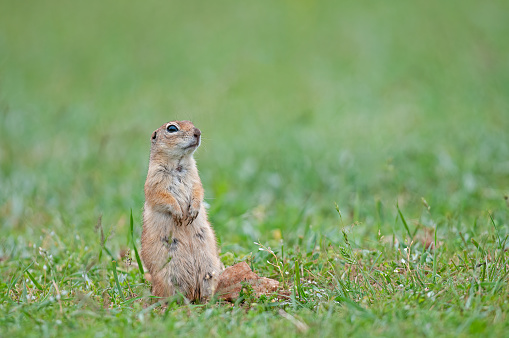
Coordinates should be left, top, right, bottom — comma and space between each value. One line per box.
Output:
1, 0, 508, 249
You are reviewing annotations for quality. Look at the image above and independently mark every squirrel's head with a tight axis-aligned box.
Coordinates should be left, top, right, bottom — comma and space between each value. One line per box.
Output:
150, 120, 201, 158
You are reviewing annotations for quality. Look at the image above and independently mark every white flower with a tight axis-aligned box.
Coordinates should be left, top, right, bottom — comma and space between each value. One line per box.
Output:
82, 272, 93, 288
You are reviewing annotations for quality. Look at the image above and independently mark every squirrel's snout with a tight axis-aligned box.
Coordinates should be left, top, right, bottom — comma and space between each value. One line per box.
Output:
193, 128, 201, 138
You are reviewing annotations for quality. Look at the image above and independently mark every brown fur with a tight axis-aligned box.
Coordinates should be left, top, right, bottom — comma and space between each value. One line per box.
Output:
141, 120, 221, 302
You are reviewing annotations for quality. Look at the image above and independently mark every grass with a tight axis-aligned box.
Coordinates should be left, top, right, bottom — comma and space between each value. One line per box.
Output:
1, 0, 509, 336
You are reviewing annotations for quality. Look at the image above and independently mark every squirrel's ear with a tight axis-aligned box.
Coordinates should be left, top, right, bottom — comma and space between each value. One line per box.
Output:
151, 131, 157, 141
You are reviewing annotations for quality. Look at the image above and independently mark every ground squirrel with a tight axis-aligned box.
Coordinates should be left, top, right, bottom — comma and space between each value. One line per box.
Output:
141, 120, 221, 302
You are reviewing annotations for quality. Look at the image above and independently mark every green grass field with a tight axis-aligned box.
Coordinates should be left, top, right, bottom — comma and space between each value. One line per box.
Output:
1, 0, 509, 336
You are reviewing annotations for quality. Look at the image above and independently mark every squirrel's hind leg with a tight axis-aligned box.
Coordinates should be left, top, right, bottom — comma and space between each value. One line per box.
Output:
151, 268, 175, 299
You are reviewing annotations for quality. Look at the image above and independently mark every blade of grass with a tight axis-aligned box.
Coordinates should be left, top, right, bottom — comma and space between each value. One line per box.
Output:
22, 279, 28, 303
295, 260, 306, 300
488, 212, 502, 249
471, 238, 485, 255
111, 260, 126, 301
433, 222, 438, 283
103, 247, 115, 260
396, 203, 412, 239
121, 295, 144, 306
130, 209, 145, 276
8, 261, 35, 297
25, 270, 43, 291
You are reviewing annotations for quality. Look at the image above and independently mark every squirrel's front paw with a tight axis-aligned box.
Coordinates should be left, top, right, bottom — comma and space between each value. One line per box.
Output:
184, 203, 200, 226
171, 209, 184, 226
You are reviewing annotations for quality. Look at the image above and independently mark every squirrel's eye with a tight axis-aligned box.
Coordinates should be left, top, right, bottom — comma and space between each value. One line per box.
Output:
167, 125, 179, 133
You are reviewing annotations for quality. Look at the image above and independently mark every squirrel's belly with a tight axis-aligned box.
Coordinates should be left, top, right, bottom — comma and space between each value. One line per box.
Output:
166, 225, 220, 299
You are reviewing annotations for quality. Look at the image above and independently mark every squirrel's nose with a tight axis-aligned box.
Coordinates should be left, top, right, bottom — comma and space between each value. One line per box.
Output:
194, 128, 201, 138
